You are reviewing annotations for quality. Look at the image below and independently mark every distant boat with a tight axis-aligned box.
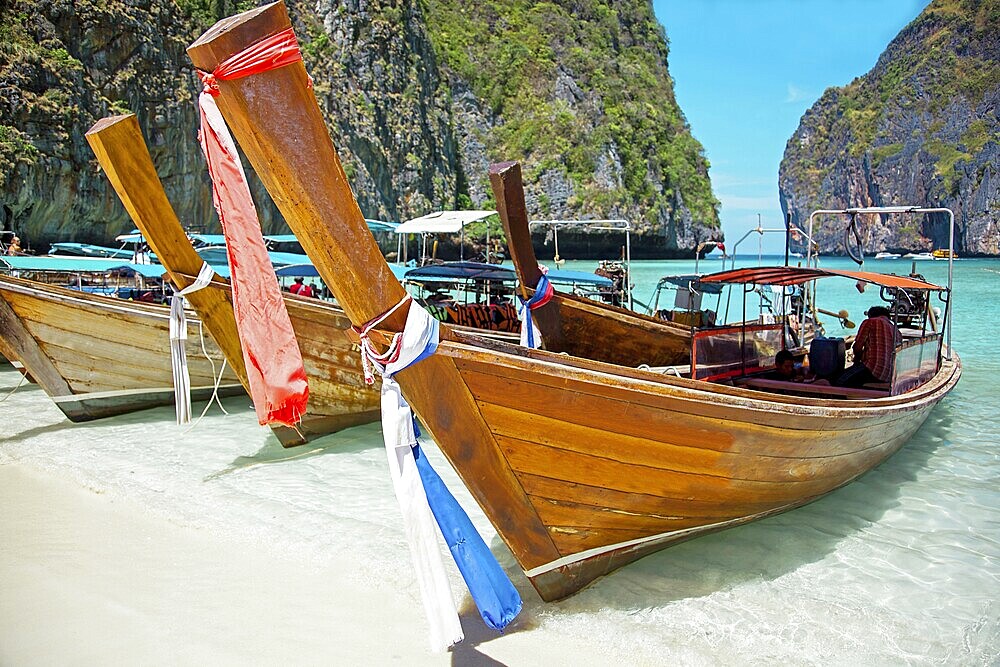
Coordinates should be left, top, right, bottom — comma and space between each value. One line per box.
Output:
903, 252, 934, 260
875, 252, 901, 260
932, 249, 959, 260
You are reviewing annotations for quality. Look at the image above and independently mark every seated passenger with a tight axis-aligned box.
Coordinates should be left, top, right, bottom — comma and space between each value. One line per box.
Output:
835, 306, 901, 388
764, 349, 802, 381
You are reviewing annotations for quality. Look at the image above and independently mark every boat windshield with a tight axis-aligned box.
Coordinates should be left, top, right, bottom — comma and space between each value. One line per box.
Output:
690, 323, 786, 381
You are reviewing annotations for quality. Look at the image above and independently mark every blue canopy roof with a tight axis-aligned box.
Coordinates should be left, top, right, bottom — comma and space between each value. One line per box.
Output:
545, 268, 612, 287
404, 261, 516, 282
275, 262, 407, 281
195, 246, 310, 268
0, 255, 184, 279
48, 242, 133, 260
265, 220, 398, 245
188, 234, 229, 247
656, 274, 725, 295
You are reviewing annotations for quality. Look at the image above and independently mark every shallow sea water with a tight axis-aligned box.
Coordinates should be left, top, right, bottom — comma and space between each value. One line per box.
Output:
1, 256, 998, 664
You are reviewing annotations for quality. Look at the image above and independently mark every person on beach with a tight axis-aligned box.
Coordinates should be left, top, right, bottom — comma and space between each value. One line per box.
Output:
835, 305, 901, 387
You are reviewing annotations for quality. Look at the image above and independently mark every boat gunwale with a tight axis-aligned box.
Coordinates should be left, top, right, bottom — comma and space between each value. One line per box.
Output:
433, 329, 961, 416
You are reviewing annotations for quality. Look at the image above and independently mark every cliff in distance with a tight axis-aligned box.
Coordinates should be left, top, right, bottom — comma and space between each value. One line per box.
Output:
779, 0, 999, 256
0, 0, 721, 257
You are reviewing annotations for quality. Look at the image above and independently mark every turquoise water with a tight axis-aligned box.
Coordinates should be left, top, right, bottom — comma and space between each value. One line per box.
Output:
2, 257, 998, 663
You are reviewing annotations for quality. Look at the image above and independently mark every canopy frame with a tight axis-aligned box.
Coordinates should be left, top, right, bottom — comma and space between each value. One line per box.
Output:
805, 206, 955, 358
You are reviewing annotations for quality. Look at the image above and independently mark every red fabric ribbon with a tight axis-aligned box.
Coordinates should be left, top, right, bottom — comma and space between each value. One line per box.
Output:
196, 28, 308, 426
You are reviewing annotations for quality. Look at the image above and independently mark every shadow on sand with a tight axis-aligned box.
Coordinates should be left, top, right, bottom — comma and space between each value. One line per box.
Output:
203, 421, 381, 481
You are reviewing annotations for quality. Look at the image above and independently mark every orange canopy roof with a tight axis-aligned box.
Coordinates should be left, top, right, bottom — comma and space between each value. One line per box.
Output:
698, 266, 946, 291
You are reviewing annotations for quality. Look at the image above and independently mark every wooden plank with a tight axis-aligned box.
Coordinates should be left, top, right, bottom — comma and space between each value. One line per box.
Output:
0, 288, 75, 399
516, 472, 780, 518
740, 377, 890, 399
466, 367, 924, 459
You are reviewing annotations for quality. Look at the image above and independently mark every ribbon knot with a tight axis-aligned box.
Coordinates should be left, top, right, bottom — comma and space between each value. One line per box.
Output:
197, 70, 220, 96
353, 296, 411, 385
517, 272, 554, 348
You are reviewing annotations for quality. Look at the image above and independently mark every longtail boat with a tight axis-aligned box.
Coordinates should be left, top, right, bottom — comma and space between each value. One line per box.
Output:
86, 114, 380, 447
489, 162, 693, 365
186, 2, 961, 601
0, 275, 243, 420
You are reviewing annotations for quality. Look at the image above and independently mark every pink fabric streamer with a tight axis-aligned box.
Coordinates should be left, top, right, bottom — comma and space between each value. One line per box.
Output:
196, 28, 308, 426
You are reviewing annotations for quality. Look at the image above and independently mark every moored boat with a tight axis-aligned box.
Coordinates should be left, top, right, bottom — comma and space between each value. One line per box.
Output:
490, 162, 694, 367
0, 274, 243, 420
185, 1, 961, 601
85, 114, 381, 446
932, 248, 958, 260
875, 251, 901, 260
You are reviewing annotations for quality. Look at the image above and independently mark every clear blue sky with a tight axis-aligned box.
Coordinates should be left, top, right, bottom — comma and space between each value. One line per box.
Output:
652, 0, 927, 253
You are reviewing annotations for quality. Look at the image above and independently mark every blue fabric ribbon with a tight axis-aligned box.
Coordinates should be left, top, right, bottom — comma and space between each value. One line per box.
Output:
413, 445, 523, 631
519, 273, 552, 348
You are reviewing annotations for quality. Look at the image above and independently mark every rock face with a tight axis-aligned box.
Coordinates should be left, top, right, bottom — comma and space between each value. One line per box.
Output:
779, 0, 999, 256
1, 0, 720, 256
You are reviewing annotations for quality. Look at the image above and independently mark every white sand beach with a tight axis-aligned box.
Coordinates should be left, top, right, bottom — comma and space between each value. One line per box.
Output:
2, 361, 997, 665
0, 462, 618, 666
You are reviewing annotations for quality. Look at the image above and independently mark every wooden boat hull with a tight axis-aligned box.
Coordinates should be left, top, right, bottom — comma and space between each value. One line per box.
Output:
0, 275, 244, 421
434, 335, 960, 599
184, 2, 963, 601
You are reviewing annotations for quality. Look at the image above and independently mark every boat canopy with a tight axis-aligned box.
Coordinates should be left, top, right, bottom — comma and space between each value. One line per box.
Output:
276, 262, 406, 281
114, 231, 145, 243
699, 266, 946, 291
195, 246, 310, 268
1, 255, 230, 279
394, 210, 496, 235
546, 268, 613, 287
405, 261, 514, 282
266, 219, 397, 243
402, 262, 614, 288
656, 274, 725, 295
48, 242, 133, 260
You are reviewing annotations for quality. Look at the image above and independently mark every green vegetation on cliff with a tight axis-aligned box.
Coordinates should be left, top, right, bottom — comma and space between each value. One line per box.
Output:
783, 0, 999, 198
420, 0, 719, 230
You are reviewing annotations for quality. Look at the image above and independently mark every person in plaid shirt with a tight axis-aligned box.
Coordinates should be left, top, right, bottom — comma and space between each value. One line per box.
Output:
836, 306, 902, 387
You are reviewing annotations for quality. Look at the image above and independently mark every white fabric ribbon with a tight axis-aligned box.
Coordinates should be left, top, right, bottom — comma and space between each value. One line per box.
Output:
516, 299, 543, 349
169, 262, 216, 424
359, 300, 460, 651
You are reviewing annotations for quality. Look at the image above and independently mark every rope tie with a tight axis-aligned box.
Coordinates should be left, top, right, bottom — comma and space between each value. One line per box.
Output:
353, 295, 412, 385
195, 26, 312, 97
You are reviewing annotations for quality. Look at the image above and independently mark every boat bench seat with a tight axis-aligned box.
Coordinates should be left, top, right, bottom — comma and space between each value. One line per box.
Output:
740, 377, 890, 399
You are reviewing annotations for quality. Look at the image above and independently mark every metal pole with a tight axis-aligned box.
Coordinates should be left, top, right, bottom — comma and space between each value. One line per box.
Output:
946, 209, 954, 358
626, 227, 633, 310
784, 212, 791, 267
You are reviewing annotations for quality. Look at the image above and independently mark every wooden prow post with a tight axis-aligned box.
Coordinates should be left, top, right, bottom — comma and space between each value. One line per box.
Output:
85, 114, 249, 386
186, 1, 407, 331
488, 161, 543, 298
185, 2, 564, 573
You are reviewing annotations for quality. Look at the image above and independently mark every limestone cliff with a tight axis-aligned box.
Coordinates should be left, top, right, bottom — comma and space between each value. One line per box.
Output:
1, 0, 720, 257
779, 0, 1000, 256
